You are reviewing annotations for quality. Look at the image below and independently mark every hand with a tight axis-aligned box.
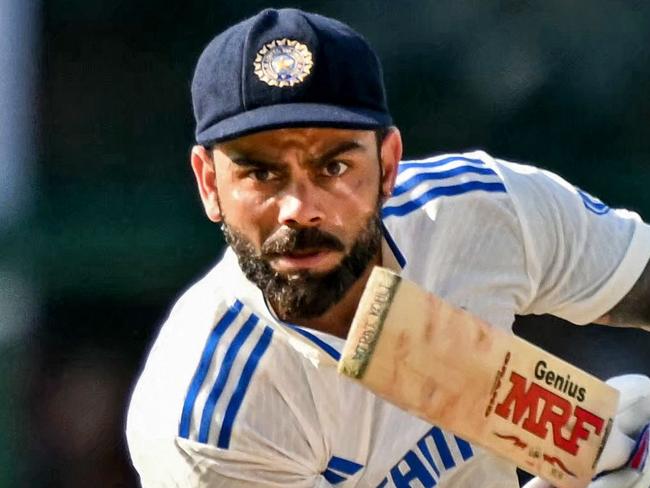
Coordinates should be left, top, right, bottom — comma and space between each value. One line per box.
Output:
523, 374, 650, 488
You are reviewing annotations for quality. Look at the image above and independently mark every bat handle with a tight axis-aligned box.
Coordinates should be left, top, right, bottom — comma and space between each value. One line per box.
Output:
595, 418, 635, 473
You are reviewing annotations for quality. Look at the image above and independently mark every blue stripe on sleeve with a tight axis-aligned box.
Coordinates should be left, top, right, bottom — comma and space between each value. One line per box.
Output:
454, 436, 473, 461
217, 326, 274, 448
393, 165, 497, 197
328, 456, 364, 474
285, 323, 341, 360
178, 300, 244, 438
397, 156, 486, 173
382, 181, 507, 218
197, 313, 258, 443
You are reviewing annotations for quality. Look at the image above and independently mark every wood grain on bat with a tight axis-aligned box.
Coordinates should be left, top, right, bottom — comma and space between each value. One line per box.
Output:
338, 267, 620, 488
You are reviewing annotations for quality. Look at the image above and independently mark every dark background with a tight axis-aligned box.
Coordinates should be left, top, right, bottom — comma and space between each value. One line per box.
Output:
2, 1, 650, 486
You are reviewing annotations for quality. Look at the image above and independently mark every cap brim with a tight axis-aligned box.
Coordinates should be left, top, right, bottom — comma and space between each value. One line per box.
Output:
195, 103, 392, 145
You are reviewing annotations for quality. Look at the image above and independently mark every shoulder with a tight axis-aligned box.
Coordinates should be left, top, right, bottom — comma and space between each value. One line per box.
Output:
126, 257, 331, 457
384, 150, 509, 218
126, 259, 245, 440
382, 150, 524, 264
385, 149, 585, 217
381, 149, 616, 260
380, 151, 541, 327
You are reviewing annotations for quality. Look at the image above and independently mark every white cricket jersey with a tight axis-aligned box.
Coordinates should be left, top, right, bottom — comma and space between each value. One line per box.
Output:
127, 150, 650, 487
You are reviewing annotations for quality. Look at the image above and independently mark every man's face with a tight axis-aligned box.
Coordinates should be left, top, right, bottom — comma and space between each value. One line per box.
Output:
191, 127, 401, 322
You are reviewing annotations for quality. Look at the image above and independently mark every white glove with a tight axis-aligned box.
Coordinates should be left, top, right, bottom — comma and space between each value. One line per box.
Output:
523, 374, 650, 488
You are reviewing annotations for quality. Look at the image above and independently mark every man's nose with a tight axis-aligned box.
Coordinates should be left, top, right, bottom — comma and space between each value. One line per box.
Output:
276, 180, 325, 227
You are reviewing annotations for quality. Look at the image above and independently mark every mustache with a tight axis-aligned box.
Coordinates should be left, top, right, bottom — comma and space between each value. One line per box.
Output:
261, 227, 345, 256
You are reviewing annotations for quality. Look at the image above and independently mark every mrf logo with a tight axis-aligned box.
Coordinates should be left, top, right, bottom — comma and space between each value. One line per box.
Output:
493, 363, 605, 456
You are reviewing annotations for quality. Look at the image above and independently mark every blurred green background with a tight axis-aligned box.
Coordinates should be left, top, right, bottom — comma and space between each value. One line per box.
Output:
1, 1, 650, 486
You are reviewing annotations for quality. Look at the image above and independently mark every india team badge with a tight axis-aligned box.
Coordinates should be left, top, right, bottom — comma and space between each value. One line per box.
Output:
254, 39, 313, 87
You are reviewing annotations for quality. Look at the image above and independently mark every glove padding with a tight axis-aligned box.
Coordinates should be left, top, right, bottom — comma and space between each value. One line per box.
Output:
523, 374, 650, 488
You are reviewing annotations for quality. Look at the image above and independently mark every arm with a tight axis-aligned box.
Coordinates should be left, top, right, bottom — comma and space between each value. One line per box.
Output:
596, 259, 650, 329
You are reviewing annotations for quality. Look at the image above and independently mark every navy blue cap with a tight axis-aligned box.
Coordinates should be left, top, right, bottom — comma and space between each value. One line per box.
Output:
192, 8, 392, 145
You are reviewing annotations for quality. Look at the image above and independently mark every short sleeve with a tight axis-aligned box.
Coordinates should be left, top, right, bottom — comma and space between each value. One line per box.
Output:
127, 296, 333, 487
496, 158, 650, 324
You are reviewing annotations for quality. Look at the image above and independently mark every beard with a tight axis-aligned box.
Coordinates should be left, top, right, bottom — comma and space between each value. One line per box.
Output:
222, 207, 382, 323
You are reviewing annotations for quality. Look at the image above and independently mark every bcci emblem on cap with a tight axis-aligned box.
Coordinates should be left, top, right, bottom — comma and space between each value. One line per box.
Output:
254, 39, 313, 87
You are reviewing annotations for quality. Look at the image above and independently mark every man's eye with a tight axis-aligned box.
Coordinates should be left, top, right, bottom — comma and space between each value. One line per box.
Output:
322, 161, 349, 177
249, 169, 275, 182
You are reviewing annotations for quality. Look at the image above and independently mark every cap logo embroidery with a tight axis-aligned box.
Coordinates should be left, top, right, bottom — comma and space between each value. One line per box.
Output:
253, 39, 313, 87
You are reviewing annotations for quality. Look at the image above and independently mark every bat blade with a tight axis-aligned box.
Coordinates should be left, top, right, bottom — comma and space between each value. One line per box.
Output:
338, 267, 620, 488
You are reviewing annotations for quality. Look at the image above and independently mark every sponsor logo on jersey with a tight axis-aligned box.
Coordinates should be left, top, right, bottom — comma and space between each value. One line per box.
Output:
576, 188, 610, 215
322, 456, 364, 485
376, 427, 473, 487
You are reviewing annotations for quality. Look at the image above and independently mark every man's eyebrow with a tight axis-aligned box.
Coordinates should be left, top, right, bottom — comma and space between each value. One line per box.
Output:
228, 140, 364, 168
230, 156, 282, 169
314, 141, 364, 165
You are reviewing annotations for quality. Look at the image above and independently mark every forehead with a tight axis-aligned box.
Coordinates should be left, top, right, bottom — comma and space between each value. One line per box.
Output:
216, 127, 377, 159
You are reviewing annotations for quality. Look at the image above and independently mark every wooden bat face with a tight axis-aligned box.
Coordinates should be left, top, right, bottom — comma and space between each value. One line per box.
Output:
338, 267, 620, 488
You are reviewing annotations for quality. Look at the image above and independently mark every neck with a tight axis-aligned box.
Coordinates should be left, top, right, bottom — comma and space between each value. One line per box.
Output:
294, 252, 381, 339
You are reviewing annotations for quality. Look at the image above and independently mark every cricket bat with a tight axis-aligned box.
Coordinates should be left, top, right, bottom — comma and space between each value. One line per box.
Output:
337, 267, 634, 488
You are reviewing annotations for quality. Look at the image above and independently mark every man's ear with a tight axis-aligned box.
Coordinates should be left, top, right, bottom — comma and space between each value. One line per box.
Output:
379, 128, 403, 200
190, 145, 223, 222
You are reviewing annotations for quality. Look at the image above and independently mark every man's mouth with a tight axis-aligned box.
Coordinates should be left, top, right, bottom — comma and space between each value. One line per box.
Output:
269, 248, 340, 272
